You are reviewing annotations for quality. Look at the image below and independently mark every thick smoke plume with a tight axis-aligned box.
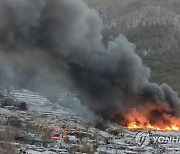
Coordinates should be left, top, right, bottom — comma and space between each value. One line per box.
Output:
0, 0, 179, 125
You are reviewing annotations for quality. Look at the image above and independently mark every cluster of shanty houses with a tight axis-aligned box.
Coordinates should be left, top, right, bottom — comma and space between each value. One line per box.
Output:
0, 88, 180, 153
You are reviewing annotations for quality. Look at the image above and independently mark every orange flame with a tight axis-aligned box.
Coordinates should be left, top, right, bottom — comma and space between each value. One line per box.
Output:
127, 121, 180, 131
124, 102, 180, 131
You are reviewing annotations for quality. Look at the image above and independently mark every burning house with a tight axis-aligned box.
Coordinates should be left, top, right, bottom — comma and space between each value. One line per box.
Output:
0, 0, 178, 133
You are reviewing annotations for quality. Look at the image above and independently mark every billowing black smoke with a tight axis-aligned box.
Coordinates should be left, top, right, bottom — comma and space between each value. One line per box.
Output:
0, 0, 179, 122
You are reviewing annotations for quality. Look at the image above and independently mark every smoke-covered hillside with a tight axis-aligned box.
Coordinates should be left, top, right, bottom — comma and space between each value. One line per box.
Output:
84, 0, 180, 93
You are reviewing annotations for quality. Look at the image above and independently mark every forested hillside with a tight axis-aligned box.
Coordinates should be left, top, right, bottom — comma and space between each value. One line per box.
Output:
84, 0, 180, 93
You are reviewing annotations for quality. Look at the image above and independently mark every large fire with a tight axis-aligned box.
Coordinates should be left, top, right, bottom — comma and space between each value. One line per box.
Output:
122, 102, 180, 131
127, 121, 180, 131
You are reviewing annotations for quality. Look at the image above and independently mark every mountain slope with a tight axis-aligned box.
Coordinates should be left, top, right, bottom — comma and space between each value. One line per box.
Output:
84, 0, 180, 93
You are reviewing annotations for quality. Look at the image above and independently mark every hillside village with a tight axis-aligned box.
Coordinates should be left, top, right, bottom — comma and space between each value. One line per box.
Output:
0, 0, 179, 154
0, 88, 179, 154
